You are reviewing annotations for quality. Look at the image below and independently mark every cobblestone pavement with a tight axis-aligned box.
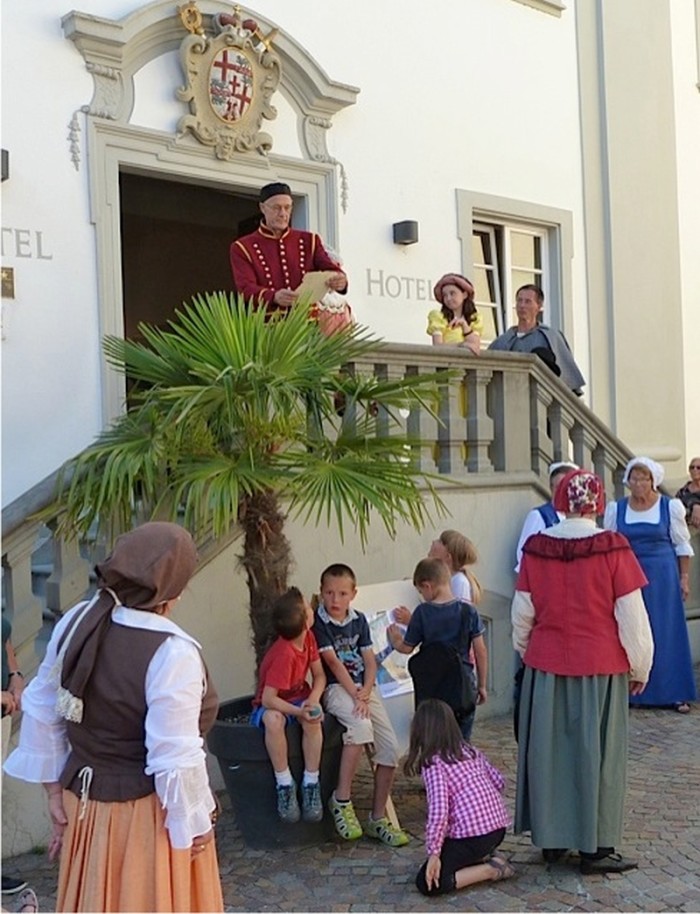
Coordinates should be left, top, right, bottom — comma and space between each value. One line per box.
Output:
4, 670, 699, 912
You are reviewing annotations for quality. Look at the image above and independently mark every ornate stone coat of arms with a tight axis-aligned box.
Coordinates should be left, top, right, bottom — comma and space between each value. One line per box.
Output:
176, 3, 281, 158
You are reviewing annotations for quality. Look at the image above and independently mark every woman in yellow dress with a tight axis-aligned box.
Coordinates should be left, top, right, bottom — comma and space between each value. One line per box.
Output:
427, 274, 482, 356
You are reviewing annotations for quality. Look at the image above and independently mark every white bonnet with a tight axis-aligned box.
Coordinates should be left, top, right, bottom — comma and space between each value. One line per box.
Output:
548, 460, 579, 479
622, 456, 664, 490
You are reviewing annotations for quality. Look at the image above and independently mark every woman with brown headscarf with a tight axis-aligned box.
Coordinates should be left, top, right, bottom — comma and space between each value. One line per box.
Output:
4, 523, 223, 912
512, 470, 653, 875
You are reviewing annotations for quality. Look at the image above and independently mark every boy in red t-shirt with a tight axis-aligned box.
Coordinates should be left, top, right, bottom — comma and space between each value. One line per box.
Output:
251, 587, 326, 823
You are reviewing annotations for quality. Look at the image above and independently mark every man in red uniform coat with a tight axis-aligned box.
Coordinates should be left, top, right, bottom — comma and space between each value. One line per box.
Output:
230, 182, 347, 315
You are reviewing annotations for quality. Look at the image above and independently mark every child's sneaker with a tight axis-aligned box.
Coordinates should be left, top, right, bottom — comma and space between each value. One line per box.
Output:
276, 783, 300, 823
301, 782, 323, 822
328, 793, 363, 840
365, 816, 410, 847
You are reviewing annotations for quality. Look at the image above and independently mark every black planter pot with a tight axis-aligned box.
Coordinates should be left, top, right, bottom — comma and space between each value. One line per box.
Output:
207, 696, 345, 849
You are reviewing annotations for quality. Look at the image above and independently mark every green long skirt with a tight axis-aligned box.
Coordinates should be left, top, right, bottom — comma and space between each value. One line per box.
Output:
514, 667, 629, 854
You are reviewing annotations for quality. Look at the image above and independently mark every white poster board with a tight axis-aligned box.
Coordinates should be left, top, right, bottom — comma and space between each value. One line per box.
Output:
353, 579, 419, 755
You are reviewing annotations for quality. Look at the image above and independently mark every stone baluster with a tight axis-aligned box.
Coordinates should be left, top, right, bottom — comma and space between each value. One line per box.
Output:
530, 377, 555, 476
382, 359, 413, 465
547, 400, 576, 464
571, 420, 598, 472
488, 367, 530, 473
611, 462, 627, 501
45, 522, 92, 614
465, 366, 495, 473
403, 365, 436, 473
592, 445, 619, 499
435, 366, 462, 475
371, 361, 390, 438
1, 521, 44, 675
330, 361, 359, 438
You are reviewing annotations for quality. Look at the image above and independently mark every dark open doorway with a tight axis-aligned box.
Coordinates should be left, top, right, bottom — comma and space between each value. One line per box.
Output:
119, 171, 260, 340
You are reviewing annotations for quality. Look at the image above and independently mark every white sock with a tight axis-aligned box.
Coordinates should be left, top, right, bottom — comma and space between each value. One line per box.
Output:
303, 770, 319, 786
275, 769, 293, 787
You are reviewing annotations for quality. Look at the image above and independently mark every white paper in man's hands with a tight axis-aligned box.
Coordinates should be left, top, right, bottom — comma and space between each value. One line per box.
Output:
294, 271, 338, 302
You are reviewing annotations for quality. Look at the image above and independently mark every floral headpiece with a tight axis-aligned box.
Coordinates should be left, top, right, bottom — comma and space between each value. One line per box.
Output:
553, 469, 605, 516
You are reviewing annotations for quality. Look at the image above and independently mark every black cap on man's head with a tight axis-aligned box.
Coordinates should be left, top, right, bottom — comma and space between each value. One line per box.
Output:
260, 182, 292, 202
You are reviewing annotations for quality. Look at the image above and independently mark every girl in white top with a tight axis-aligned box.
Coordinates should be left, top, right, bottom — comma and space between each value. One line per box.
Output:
428, 530, 483, 606
395, 530, 483, 619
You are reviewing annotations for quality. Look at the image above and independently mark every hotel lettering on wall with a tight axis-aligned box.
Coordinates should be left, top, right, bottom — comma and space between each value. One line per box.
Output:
1, 228, 53, 260
1, 229, 54, 298
365, 268, 434, 301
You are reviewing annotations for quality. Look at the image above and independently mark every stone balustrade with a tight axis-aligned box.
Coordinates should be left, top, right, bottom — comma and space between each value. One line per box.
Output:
3, 344, 697, 681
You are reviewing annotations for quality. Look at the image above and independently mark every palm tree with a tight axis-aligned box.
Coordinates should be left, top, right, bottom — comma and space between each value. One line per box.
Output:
55, 293, 449, 665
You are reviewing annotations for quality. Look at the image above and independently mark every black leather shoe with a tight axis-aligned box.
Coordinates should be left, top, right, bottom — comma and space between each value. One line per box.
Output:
542, 848, 567, 863
2, 876, 28, 895
580, 853, 638, 875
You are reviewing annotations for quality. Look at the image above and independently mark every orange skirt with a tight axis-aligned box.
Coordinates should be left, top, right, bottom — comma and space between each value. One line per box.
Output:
57, 790, 223, 913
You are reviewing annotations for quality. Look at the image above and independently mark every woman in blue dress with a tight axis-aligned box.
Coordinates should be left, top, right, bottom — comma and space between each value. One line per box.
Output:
604, 457, 696, 712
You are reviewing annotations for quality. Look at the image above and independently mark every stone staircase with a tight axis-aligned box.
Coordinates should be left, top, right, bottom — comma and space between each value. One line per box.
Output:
3, 343, 698, 855
5, 342, 699, 677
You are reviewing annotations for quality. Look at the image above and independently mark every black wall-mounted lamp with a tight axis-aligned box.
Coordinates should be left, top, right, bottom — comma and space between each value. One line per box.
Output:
392, 220, 418, 245
1, 149, 9, 182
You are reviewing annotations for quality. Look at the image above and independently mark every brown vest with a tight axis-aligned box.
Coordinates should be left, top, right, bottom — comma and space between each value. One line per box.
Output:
60, 621, 218, 802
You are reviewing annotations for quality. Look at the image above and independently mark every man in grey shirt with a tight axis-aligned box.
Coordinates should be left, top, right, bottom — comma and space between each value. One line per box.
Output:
488, 285, 585, 395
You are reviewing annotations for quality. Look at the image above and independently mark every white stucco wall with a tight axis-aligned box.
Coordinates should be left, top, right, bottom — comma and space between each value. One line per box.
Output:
1, 8, 103, 504
275, 0, 588, 359
1, 0, 589, 505
2, 0, 697, 503
670, 0, 700, 461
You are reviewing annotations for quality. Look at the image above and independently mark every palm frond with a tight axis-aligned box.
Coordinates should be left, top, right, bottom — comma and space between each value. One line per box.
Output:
57, 292, 453, 548
275, 438, 449, 545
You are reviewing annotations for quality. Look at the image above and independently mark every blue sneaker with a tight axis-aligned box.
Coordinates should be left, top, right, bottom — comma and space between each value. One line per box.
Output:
301, 782, 323, 822
276, 783, 300, 823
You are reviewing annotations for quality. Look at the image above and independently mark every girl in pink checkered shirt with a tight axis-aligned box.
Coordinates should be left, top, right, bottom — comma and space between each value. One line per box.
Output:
404, 700, 515, 896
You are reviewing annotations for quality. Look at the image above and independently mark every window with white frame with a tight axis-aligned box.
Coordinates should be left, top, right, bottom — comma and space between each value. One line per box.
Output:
472, 221, 549, 341
456, 190, 573, 346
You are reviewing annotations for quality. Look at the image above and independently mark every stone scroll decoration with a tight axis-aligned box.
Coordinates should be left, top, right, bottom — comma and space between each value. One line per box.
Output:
176, 2, 281, 159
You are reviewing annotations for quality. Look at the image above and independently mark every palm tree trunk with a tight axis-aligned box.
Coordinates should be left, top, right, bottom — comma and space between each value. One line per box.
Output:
239, 490, 293, 670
